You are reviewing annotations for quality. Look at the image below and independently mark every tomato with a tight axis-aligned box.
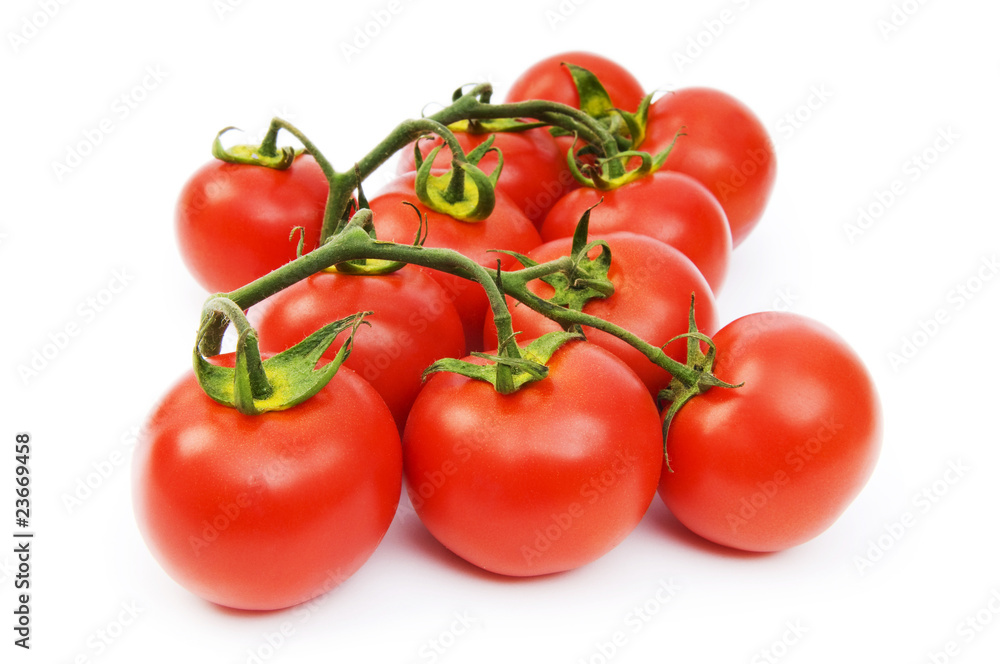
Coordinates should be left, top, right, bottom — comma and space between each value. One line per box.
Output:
403, 340, 663, 576
368, 172, 541, 351
255, 266, 466, 430
540, 171, 732, 292
396, 128, 576, 226
175, 154, 329, 293
484, 232, 719, 396
506, 51, 646, 112
641, 88, 776, 247
132, 355, 402, 610
658, 312, 882, 552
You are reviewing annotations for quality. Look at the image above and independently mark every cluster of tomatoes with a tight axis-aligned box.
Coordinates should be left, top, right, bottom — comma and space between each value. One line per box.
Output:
133, 52, 882, 611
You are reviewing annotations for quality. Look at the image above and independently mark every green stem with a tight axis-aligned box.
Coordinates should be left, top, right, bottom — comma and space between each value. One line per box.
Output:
224, 213, 521, 391
500, 276, 700, 387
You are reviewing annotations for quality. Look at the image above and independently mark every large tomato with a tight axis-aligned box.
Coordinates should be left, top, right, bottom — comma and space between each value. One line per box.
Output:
368, 172, 541, 351
540, 171, 732, 292
132, 356, 402, 610
484, 232, 719, 396
175, 154, 330, 293
506, 51, 646, 112
403, 340, 663, 576
642, 88, 776, 247
255, 266, 466, 430
659, 312, 882, 552
396, 128, 576, 226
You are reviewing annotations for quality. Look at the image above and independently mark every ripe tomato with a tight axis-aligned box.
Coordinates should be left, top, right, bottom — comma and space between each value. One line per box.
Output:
368, 172, 541, 351
255, 267, 466, 430
484, 232, 719, 396
132, 356, 402, 610
175, 154, 329, 293
396, 128, 576, 226
506, 51, 646, 112
659, 312, 882, 552
642, 88, 776, 247
540, 171, 732, 292
403, 340, 663, 576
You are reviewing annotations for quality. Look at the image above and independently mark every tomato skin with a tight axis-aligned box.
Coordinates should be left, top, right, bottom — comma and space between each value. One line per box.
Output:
396, 128, 577, 226
483, 232, 719, 396
403, 341, 663, 576
540, 171, 732, 292
506, 51, 646, 112
175, 155, 329, 293
659, 312, 882, 552
642, 88, 776, 247
254, 267, 466, 430
368, 172, 541, 352
132, 358, 402, 610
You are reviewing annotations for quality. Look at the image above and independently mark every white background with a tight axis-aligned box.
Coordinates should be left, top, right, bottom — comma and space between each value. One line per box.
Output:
3, 0, 1000, 662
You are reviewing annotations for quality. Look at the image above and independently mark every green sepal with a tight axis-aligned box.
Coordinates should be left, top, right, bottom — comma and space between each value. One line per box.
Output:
422, 331, 583, 393
414, 137, 501, 222
613, 92, 653, 150
211, 126, 297, 169
195, 312, 369, 415
505, 204, 615, 311
656, 295, 743, 470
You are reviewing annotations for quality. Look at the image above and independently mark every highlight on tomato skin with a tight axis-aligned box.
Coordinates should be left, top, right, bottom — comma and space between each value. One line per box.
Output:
641, 87, 777, 248
401, 340, 664, 577
131, 355, 402, 611
657, 312, 882, 553
175, 154, 330, 293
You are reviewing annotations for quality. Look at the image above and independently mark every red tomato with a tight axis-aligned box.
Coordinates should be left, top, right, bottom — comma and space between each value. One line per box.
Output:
403, 340, 663, 576
396, 128, 576, 226
642, 88, 776, 247
368, 172, 541, 351
540, 171, 732, 292
484, 232, 719, 396
175, 154, 330, 293
254, 267, 466, 430
659, 312, 882, 552
132, 356, 402, 610
506, 51, 646, 112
